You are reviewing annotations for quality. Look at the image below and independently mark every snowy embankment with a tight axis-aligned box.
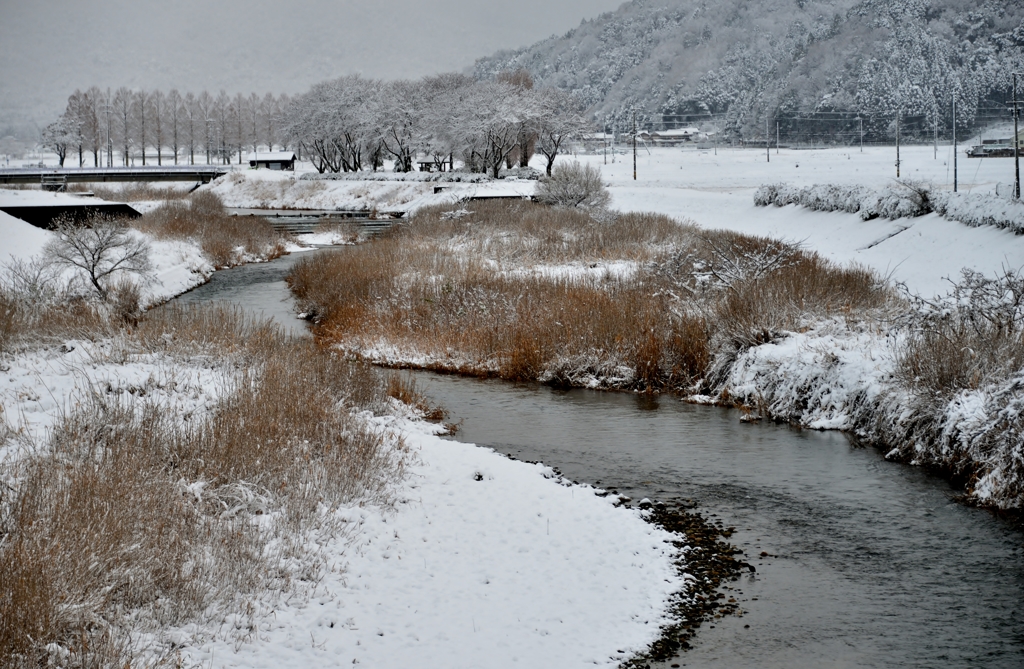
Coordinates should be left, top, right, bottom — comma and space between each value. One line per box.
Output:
1, 339, 684, 668
182, 414, 681, 669
202, 168, 535, 213
719, 319, 1024, 509
1, 197, 213, 306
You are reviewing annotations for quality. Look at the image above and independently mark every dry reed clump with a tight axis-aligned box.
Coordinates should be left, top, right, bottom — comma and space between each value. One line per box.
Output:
896, 269, 1024, 398
0, 304, 402, 667
132, 190, 286, 267
406, 199, 693, 266
289, 200, 893, 393
385, 373, 446, 421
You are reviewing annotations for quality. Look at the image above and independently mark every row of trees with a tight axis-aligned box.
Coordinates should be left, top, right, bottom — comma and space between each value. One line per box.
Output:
282, 71, 592, 177
42, 87, 290, 167
43, 72, 593, 176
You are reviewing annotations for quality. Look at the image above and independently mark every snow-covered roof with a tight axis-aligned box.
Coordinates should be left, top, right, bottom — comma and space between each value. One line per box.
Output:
652, 128, 701, 137
248, 151, 296, 162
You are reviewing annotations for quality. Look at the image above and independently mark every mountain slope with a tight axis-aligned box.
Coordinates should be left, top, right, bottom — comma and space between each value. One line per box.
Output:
474, 0, 1024, 139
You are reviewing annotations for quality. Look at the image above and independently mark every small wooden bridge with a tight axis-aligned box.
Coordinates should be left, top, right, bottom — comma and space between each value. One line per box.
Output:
0, 166, 230, 189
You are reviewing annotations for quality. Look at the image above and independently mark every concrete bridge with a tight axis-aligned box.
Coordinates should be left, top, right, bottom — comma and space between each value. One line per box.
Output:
0, 166, 230, 189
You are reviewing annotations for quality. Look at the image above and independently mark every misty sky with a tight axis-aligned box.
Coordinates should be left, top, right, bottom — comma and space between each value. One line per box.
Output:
0, 0, 625, 131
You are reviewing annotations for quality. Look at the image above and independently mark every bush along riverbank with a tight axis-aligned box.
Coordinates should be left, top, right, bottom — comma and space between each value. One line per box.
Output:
289, 200, 1024, 512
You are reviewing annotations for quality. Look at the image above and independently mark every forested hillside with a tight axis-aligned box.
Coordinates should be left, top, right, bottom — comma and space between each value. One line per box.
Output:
474, 0, 1024, 142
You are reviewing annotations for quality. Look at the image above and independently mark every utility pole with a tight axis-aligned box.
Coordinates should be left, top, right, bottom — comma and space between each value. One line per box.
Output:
933, 109, 938, 160
766, 116, 770, 163
776, 120, 780, 155
953, 95, 958, 193
632, 110, 637, 181
895, 112, 901, 178
858, 116, 863, 153
1014, 73, 1021, 200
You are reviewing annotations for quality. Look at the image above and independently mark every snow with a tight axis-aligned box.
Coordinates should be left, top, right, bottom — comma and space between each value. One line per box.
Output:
563, 146, 1024, 297
0, 188, 131, 207
202, 169, 535, 214
0, 208, 49, 263
0, 199, 213, 307
181, 415, 682, 669
1, 339, 685, 668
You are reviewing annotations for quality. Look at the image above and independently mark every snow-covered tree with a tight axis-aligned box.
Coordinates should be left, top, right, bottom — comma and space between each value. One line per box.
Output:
41, 116, 76, 167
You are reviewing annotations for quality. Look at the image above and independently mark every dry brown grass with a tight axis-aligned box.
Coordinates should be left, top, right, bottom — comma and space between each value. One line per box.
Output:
131, 191, 286, 267
0, 304, 401, 668
69, 182, 193, 202
290, 200, 893, 392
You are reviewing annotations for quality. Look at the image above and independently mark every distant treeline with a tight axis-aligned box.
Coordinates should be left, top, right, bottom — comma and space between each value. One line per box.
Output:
41, 87, 289, 168
42, 71, 593, 176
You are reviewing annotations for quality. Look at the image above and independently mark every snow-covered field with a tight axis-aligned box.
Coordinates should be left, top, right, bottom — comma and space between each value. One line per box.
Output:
572, 145, 1023, 297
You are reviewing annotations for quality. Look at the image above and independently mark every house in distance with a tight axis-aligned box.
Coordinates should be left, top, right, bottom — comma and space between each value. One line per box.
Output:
248, 151, 296, 170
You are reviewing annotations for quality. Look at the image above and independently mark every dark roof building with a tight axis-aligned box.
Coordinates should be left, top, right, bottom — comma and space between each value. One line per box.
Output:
248, 151, 296, 170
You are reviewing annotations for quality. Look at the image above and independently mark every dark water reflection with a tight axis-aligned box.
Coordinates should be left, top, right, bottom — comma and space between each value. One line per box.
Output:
410, 373, 1024, 669
169, 250, 314, 337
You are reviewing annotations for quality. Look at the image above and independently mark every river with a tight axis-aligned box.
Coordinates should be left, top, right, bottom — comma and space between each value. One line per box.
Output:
172, 250, 1024, 668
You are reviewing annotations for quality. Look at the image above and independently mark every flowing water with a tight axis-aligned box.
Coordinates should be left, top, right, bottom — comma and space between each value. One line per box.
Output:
174, 251, 1024, 669
171, 250, 314, 337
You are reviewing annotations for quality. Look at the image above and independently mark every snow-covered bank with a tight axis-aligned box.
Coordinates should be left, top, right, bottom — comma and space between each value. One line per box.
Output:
717, 317, 1024, 510
181, 414, 682, 669
0, 335, 686, 668
202, 169, 535, 213
1, 199, 214, 307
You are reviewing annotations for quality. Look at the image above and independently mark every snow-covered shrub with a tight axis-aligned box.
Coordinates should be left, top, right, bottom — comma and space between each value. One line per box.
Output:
534, 161, 610, 209
897, 268, 1024, 397
301, 171, 493, 183
932, 191, 1024, 234
498, 166, 543, 181
755, 180, 1024, 233
754, 181, 932, 220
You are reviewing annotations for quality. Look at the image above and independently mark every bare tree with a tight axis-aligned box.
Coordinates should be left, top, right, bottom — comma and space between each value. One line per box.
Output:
197, 90, 213, 164
535, 88, 592, 176
214, 91, 230, 164
113, 88, 133, 165
373, 79, 421, 172
497, 69, 537, 168
152, 90, 165, 165
43, 216, 151, 299
183, 91, 198, 164
167, 89, 182, 164
231, 92, 246, 164
133, 89, 151, 165
261, 92, 279, 151
83, 87, 104, 166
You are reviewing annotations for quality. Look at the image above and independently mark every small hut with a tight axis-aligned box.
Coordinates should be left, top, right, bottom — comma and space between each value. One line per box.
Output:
248, 151, 296, 170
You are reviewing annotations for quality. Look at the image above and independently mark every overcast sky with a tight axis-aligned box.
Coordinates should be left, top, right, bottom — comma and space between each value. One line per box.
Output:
0, 0, 625, 132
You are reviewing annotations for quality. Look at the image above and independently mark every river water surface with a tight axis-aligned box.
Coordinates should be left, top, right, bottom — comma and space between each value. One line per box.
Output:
175, 251, 1024, 669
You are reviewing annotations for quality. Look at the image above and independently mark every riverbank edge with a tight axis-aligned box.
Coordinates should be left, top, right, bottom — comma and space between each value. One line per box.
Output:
323, 320, 1022, 518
